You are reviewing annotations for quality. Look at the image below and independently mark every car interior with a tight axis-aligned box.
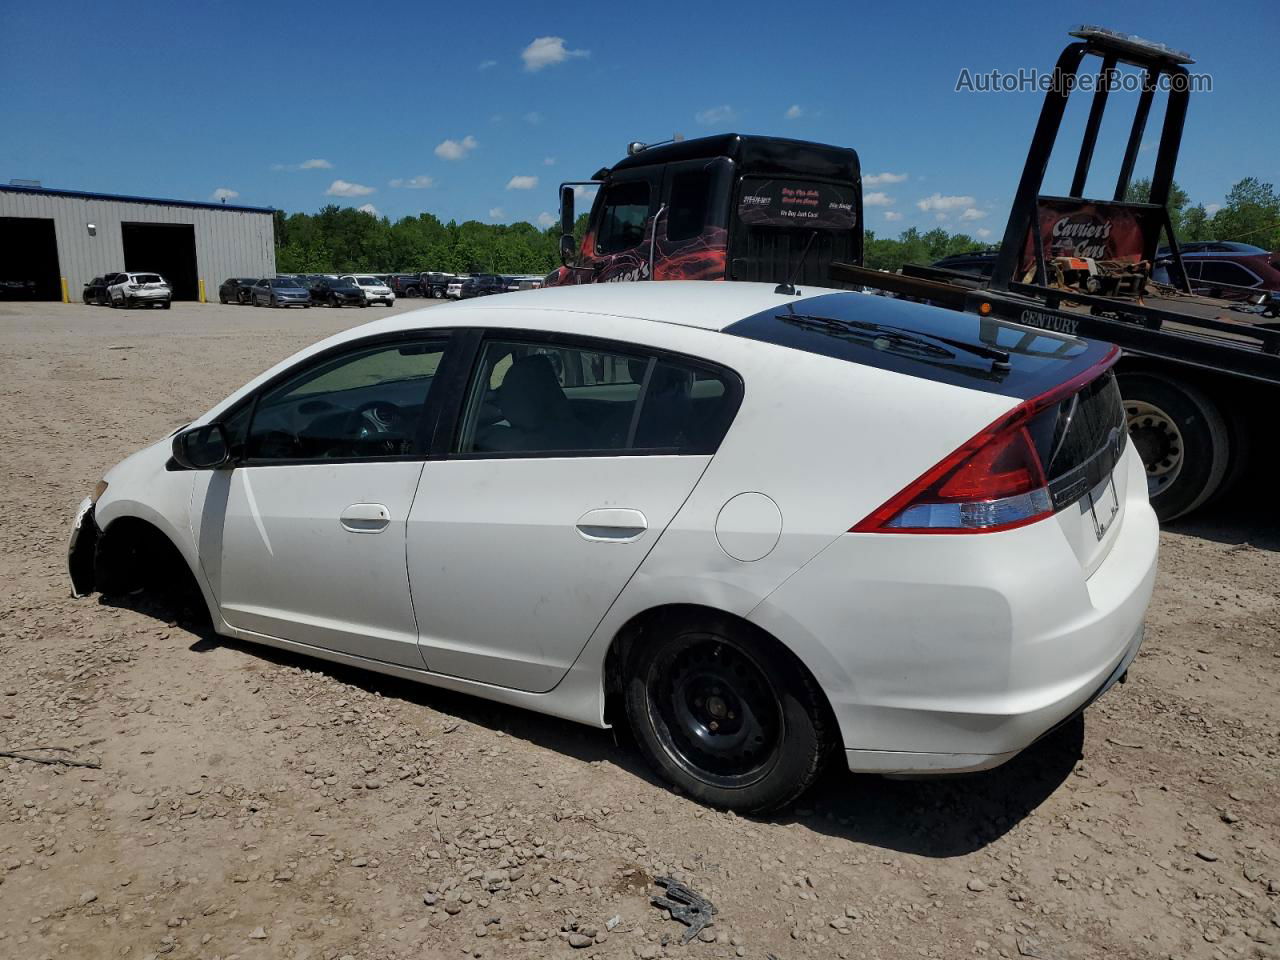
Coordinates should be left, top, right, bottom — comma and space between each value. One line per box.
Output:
461, 341, 730, 455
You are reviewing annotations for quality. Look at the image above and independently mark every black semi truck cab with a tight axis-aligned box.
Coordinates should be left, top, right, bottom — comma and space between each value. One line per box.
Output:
546, 134, 862, 289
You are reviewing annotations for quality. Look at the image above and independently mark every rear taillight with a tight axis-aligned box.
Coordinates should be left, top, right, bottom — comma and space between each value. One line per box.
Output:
852, 345, 1119, 534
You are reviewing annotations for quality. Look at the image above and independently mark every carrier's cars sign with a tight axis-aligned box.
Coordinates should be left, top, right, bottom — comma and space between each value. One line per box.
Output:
738, 179, 857, 229
1021, 196, 1163, 274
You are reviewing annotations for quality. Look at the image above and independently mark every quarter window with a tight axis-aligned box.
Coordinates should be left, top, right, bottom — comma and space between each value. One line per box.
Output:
454, 337, 738, 456
595, 181, 651, 255
244, 339, 447, 461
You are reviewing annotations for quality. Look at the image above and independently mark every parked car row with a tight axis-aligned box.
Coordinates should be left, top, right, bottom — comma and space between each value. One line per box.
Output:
83, 272, 172, 308
218, 275, 397, 308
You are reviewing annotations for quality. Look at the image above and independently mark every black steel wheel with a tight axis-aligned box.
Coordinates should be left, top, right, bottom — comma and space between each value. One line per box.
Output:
624, 616, 833, 813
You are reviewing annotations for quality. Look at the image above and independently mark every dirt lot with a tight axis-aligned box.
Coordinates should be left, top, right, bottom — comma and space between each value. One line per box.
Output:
0, 299, 1277, 960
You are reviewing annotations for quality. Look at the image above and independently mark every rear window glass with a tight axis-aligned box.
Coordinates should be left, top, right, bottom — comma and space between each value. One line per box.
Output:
454, 337, 740, 456
134, 274, 163, 284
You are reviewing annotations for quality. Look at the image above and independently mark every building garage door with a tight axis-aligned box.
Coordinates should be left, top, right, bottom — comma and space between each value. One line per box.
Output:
122, 222, 198, 301
0, 216, 61, 301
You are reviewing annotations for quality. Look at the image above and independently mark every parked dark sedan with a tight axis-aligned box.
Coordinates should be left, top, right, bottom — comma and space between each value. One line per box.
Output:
251, 277, 312, 308
218, 277, 259, 305
310, 276, 366, 307
83, 276, 107, 304
460, 273, 507, 298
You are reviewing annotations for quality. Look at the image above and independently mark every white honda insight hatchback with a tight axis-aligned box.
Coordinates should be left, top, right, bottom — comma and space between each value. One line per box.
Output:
68, 282, 1157, 812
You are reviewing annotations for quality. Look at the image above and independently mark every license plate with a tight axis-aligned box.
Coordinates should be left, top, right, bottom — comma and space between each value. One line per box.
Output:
1087, 474, 1120, 541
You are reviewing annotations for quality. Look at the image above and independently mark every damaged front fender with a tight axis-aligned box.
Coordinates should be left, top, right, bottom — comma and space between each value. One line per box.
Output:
67, 497, 98, 598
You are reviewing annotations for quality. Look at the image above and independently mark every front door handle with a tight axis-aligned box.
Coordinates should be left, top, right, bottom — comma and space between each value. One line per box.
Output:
575, 508, 647, 543
340, 502, 390, 533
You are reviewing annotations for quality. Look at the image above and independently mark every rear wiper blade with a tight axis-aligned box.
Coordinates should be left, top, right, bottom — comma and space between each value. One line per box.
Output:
780, 313, 1012, 371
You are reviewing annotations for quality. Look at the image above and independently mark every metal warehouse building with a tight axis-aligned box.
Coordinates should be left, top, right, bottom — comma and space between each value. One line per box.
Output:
0, 184, 275, 302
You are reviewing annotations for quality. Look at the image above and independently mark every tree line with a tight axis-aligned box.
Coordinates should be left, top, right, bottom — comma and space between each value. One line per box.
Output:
273, 176, 1279, 277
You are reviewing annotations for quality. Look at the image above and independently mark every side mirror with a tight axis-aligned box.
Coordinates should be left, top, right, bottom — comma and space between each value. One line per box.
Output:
172, 423, 231, 470
559, 185, 576, 265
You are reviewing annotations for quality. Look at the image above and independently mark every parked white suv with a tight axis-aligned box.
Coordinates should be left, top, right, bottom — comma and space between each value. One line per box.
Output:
108, 272, 172, 309
341, 275, 395, 307
445, 276, 468, 299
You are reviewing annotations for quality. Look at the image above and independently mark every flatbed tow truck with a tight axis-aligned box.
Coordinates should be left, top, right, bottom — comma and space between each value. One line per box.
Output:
551, 27, 1280, 521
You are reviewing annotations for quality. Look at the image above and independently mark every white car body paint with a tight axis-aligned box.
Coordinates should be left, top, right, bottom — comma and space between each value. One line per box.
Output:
78, 281, 1158, 775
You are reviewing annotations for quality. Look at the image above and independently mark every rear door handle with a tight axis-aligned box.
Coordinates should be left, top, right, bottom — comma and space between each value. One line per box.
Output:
340, 502, 390, 533
575, 508, 647, 542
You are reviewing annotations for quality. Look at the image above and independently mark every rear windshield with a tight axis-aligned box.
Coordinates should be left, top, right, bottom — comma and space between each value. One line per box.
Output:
134, 274, 163, 284
726, 292, 1112, 399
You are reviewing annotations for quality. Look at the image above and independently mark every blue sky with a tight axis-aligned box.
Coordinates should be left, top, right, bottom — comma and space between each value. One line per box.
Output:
3, 1, 1277, 237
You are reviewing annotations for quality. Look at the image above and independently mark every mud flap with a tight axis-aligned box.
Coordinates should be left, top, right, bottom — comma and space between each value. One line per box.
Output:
67, 497, 98, 598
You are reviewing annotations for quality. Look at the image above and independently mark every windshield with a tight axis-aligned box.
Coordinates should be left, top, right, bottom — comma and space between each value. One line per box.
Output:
355, 277, 380, 286
270, 278, 299, 288
329, 279, 357, 289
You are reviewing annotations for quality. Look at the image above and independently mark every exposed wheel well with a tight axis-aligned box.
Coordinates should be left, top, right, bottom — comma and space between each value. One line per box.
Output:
94, 516, 211, 627
602, 603, 842, 749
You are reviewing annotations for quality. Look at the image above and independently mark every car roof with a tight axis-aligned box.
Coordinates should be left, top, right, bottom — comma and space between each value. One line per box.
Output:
369, 281, 836, 333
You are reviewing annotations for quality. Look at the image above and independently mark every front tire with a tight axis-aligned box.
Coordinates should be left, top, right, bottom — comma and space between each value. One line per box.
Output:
624, 616, 833, 813
1119, 372, 1229, 522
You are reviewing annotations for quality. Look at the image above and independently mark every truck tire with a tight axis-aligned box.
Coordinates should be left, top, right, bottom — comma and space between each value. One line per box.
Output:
1119, 372, 1229, 522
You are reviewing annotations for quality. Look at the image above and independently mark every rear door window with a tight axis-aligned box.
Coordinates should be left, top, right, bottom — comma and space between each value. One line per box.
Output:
453, 335, 740, 456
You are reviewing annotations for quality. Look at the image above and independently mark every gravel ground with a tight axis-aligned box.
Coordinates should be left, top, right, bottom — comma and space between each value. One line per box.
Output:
0, 299, 1277, 960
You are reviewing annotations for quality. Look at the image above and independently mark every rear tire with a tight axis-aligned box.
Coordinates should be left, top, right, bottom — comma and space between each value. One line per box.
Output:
1119, 372, 1229, 522
623, 615, 833, 813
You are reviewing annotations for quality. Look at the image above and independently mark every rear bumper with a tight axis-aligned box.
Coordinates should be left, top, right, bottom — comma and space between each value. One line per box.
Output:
748, 447, 1159, 775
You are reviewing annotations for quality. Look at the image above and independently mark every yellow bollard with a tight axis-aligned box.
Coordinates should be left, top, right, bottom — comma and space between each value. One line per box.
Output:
198, 279, 206, 303
61, 277, 69, 303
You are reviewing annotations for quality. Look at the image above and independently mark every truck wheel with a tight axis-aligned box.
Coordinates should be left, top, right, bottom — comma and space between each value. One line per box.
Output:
1119, 372, 1229, 522
405, 286, 421, 298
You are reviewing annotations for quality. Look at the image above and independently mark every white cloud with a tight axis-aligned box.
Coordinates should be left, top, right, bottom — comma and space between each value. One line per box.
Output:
917, 192, 975, 212
524, 111, 543, 125
864, 191, 893, 207
1205, 203, 1222, 216
959, 207, 988, 221
537, 211, 557, 228
478, 59, 497, 70
976, 227, 992, 238
864, 172, 908, 186
884, 210, 903, 222
572, 184, 597, 202
389, 175, 435, 189
544, 156, 557, 166
210, 187, 239, 202
784, 104, 804, 120
357, 203, 380, 216
434, 135, 478, 160
326, 179, 375, 197
695, 105, 736, 126
272, 158, 333, 172
489, 207, 504, 220
521, 36, 589, 71
506, 175, 539, 190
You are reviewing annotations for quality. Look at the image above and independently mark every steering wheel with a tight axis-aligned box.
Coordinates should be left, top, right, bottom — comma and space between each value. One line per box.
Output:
351, 400, 401, 437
